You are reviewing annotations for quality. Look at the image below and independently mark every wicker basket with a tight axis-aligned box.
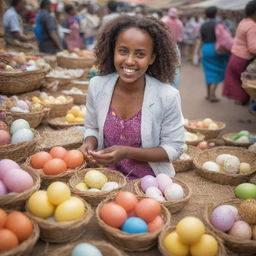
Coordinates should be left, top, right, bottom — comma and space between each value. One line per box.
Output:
58, 80, 89, 92
242, 82, 256, 100
173, 146, 201, 172
193, 146, 256, 185
49, 240, 127, 256
69, 168, 128, 207
204, 199, 256, 255
47, 96, 73, 118
134, 177, 192, 214
0, 129, 40, 163
47, 116, 84, 129
222, 133, 255, 148
158, 225, 226, 256
26, 196, 93, 243
1, 212, 40, 256
57, 55, 96, 69
185, 132, 205, 146
185, 120, 226, 140
0, 165, 41, 210
62, 92, 87, 105
0, 70, 44, 95
25, 156, 87, 189
96, 195, 171, 252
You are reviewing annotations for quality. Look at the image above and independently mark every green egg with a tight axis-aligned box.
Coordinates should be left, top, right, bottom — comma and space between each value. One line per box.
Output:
234, 183, 256, 199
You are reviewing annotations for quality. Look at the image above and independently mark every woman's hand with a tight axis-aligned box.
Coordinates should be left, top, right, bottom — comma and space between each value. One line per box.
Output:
79, 137, 98, 167
90, 146, 129, 166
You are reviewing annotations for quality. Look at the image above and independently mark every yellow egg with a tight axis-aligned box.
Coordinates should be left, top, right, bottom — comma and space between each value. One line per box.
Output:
54, 196, 85, 222
163, 231, 190, 256
32, 96, 41, 103
70, 106, 81, 116
190, 234, 218, 256
65, 113, 75, 123
176, 217, 205, 245
42, 99, 51, 104
77, 111, 85, 118
75, 182, 88, 191
74, 117, 84, 123
84, 170, 108, 189
27, 190, 55, 218
47, 181, 71, 205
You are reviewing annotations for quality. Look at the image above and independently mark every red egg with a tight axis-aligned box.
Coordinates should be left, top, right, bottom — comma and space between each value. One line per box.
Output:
0, 229, 19, 252
0, 121, 8, 131
30, 151, 52, 169
0, 130, 11, 146
0, 209, 7, 229
115, 191, 138, 212
49, 146, 67, 159
148, 215, 164, 232
43, 159, 67, 175
63, 150, 84, 169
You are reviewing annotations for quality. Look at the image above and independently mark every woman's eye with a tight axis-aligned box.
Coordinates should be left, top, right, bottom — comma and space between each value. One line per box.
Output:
119, 49, 127, 54
136, 52, 145, 57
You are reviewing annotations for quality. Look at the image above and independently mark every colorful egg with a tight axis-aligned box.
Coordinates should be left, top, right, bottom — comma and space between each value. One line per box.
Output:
0, 159, 20, 179
47, 182, 71, 205
115, 191, 138, 212
121, 217, 148, 234
30, 151, 52, 169
71, 243, 103, 256
84, 170, 108, 189
63, 150, 84, 169
0, 229, 19, 252
49, 146, 67, 159
141, 175, 158, 192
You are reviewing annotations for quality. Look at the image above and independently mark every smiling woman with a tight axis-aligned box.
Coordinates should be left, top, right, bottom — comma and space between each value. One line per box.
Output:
79, 15, 185, 179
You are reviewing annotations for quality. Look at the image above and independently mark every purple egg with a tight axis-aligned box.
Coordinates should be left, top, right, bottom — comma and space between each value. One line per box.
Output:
211, 205, 236, 232
0, 180, 8, 195
141, 175, 158, 192
0, 159, 20, 179
156, 173, 173, 193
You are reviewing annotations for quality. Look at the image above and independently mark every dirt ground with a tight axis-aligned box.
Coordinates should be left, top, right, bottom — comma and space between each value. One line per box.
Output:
30, 63, 256, 256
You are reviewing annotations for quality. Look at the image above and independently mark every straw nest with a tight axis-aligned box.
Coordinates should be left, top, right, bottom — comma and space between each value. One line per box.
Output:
49, 240, 127, 256
204, 198, 256, 255
37, 127, 84, 151
0, 129, 40, 163
185, 133, 205, 146
47, 96, 74, 118
95, 196, 171, 252
57, 55, 96, 69
47, 116, 84, 129
173, 145, 201, 172
1, 212, 40, 256
158, 225, 226, 256
25, 196, 93, 243
193, 146, 256, 185
0, 69, 44, 95
185, 120, 226, 140
222, 133, 255, 148
25, 156, 87, 189
0, 165, 40, 210
134, 177, 192, 214
69, 168, 128, 207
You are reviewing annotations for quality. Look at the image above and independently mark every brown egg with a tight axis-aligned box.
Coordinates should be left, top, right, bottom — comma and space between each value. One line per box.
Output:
63, 150, 84, 169
30, 151, 52, 169
49, 146, 67, 159
0, 229, 19, 252
43, 159, 67, 175
0, 209, 7, 228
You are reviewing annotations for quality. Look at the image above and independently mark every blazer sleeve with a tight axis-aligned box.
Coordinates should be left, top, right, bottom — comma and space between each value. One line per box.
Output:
159, 90, 185, 162
84, 78, 99, 140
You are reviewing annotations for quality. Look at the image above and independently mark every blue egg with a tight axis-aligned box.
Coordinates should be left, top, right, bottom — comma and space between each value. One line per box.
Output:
121, 217, 148, 234
71, 243, 103, 256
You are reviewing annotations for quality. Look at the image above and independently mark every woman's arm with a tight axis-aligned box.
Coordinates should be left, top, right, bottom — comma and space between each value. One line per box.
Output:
247, 25, 256, 54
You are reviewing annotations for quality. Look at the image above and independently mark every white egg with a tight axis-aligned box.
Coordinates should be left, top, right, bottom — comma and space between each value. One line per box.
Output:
11, 106, 28, 113
11, 128, 34, 144
10, 119, 30, 134
164, 183, 184, 201
16, 100, 29, 111
101, 182, 119, 192
87, 188, 101, 193
40, 92, 49, 100
146, 186, 163, 198
223, 156, 240, 174
202, 161, 220, 172
216, 154, 233, 166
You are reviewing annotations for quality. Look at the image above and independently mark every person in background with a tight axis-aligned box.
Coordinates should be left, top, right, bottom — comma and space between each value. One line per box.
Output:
35, 0, 63, 54
80, 15, 184, 179
3, 0, 34, 48
223, 0, 256, 105
101, 0, 119, 27
199, 6, 229, 102
63, 4, 82, 51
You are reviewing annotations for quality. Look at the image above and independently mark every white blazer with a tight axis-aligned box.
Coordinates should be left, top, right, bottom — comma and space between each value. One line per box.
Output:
84, 73, 185, 177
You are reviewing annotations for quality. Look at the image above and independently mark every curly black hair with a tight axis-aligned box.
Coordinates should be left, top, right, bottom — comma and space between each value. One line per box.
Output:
94, 15, 178, 83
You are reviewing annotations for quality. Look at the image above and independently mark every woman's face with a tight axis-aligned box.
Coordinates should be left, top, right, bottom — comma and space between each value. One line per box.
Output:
114, 27, 155, 85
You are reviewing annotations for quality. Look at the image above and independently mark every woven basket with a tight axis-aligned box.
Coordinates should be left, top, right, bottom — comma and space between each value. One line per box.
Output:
96, 195, 171, 252
158, 225, 226, 256
193, 146, 256, 185
185, 132, 205, 146
47, 96, 73, 118
0, 165, 40, 210
1, 212, 40, 256
69, 168, 128, 207
173, 146, 201, 172
222, 133, 255, 148
57, 55, 96, 69
25, 196, 93, 243
25, 156, 87, 189
49, 240, 127, 256
241, 72, 256, 83
204, 198, 256, 255
47, 116, 84, 129
62, 92, 87, 105
58, 80, 89, 92
185, 120, 226, 140
0, 70, 44, 95
242, 82, 256, 100
0, 129, 40, 163
134, 177, 192, 214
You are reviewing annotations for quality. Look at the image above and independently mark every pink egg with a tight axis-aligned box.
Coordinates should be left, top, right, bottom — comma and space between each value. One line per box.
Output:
0, 180, 8, 195
3, 168, 33, 193
0, 159, 20, 179
141, 175, 158, 192
156, 173, 173, 193
228, 220, 252, 240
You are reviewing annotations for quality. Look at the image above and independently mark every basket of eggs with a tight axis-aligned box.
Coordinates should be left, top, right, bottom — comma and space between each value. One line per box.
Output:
69, 168, 127, 207
204, 198, 256, 254
185, 130, 205, 146
158, 216, 226, 256
96, 191, 171, 252
26, 146, 86, 188
185, 118, 226, 140
62, 87, 87, 105
0, 209, 40, 256
25, 181, 93, 243
193, 146, 256, 185
134, 174, 191, 214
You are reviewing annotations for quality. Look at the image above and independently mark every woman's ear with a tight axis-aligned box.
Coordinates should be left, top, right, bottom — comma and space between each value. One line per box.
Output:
150, 54, 156, 65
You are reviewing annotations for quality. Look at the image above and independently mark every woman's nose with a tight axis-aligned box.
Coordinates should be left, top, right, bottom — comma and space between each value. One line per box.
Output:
125, 54, 135, 65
